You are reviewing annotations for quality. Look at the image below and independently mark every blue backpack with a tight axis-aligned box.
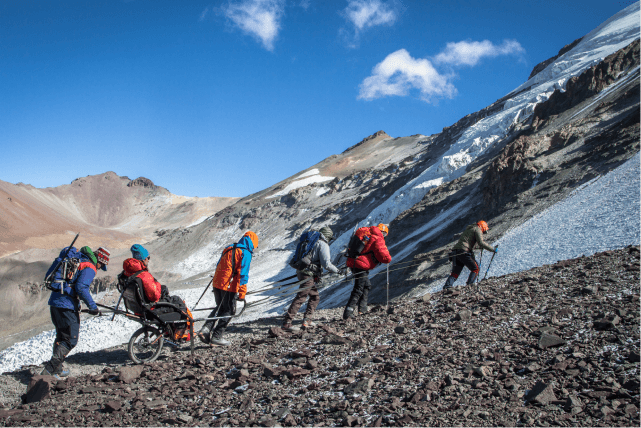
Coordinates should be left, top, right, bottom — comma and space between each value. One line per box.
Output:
43, 246, 83, 293
289, 231, 321, 271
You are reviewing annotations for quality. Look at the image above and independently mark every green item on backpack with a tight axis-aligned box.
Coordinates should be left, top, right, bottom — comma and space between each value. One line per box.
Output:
80, 246, 98, 266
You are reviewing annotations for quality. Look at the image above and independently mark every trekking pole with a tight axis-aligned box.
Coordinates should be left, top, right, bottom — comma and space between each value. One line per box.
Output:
386, 264, 390, 309
192, 275, 214, 311
482, 246, 498, 281
476, 250, 483, 283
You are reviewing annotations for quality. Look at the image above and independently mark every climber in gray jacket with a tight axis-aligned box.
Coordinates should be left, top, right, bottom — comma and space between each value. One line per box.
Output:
282, 226, 345, 331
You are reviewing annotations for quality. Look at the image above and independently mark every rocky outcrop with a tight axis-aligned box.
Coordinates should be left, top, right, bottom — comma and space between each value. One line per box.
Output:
127, 177, 156, 188
480, 134, 544, 212
532, 39, 640, 129
528, 37, 583, 80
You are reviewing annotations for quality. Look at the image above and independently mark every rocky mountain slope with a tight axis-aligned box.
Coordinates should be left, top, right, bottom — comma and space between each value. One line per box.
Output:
1, 247, 638, 426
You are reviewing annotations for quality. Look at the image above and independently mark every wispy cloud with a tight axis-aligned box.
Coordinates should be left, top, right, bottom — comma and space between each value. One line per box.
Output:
221, 0, 286, 51
341, 0, 400, 47
199, 7, 210, 22
358, 40, 525, 103
358, 49, 457, 103
434, 39, 525, 67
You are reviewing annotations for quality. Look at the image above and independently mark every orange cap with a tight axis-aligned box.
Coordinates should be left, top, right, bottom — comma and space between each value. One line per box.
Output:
243, 231, 259, 248
377, 223, 389, 235
477, 221, 489, 233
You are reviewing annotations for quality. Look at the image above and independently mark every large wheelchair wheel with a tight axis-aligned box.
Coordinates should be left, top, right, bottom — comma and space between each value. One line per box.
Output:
128, 326, 164, 364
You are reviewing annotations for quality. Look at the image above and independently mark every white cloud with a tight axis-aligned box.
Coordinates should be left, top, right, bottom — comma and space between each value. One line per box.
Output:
341, 0, 400, 47
344, 0, 398, 31
358, 49, 457, 103
222, 0, 285, 51
434, 39, 525, 67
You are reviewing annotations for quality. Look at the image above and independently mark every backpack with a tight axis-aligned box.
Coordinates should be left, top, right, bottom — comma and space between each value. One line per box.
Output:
289, 231, 321, 271
346, 227, 372, 259
43, 246, 84, 293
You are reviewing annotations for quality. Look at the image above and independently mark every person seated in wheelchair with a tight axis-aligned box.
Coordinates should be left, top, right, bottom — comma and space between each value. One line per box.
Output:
121, 244, 191, 339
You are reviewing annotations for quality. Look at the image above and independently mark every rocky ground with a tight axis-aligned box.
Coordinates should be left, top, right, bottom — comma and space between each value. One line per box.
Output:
0, 246, 639, 427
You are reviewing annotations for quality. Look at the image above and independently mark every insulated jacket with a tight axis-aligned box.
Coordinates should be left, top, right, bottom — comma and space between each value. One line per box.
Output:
453, 224, 495, 253
212, 234, 255, 299
122, 258, 163, 303
47, 254, 98, 312
346, 226, 392, 271
300, 236, 340, 277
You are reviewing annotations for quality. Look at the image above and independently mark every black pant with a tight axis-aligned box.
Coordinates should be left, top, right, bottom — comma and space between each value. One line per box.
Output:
45, 307, 79, 374
204, 288, 237, 339
51, 306, 80, 351
346, 268, 371, 312
451, 250, 480, 283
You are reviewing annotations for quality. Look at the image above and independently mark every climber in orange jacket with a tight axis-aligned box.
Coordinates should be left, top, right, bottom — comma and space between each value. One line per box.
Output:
199, 231, 258, 346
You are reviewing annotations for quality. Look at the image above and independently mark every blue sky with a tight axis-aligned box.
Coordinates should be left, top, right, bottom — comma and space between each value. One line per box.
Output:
0, 0, 635, 197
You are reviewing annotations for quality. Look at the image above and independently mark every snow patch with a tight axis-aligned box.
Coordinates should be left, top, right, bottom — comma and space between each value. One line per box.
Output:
266, 174, 335, 199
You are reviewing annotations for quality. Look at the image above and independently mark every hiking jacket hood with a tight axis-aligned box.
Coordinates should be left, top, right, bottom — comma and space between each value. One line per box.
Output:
453, 224, 495, 253
346, 226, 392, 271
123, 258, 163, 303
47, 253, 98, 311
212, 235, 254, 299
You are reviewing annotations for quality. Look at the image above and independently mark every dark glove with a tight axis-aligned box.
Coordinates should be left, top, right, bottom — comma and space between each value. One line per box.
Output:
88, 308, 101, 316
339, 267, 350, 276
494, 246, 499, 253
161, 284, 170, 299
313, 276, 322, 284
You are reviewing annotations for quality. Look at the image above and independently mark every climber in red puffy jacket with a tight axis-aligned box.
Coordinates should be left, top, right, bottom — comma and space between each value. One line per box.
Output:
344, 224, 392, 319
123, 244, 163, 302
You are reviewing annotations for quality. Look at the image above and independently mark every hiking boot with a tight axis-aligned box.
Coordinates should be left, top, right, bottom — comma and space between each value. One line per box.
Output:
466, 271, 478, 285
342, 306, 356, 320
282, 323, 301, 333
443, 275, 456, 290
302, 319, 315, 329
210, 337, 231, 346
197, 331, 211, 345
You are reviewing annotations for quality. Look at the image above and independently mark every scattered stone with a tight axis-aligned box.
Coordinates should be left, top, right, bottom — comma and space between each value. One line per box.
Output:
525, 381, 557, 405
118, 366, 144, 383
343, 378, 374, 395
22, 376, 53, 404
538, 333, 566, 349
454, 309, 472, 321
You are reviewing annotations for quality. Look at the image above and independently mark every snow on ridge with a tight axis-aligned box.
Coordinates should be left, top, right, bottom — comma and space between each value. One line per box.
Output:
296, 168, 321, 179
266, 174, 334, 199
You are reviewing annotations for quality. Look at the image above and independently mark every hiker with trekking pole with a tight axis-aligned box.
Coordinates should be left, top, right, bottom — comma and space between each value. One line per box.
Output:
282, 226, 347, 332
198, 231, 259, 346
443, 220, 497, 290
41, 235, 110, 378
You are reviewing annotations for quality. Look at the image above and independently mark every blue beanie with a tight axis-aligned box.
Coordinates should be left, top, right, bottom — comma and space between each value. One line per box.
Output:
131, 244, 149, 261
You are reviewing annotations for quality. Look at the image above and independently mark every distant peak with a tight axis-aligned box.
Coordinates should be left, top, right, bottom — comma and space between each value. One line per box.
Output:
342, 130, 391, 154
